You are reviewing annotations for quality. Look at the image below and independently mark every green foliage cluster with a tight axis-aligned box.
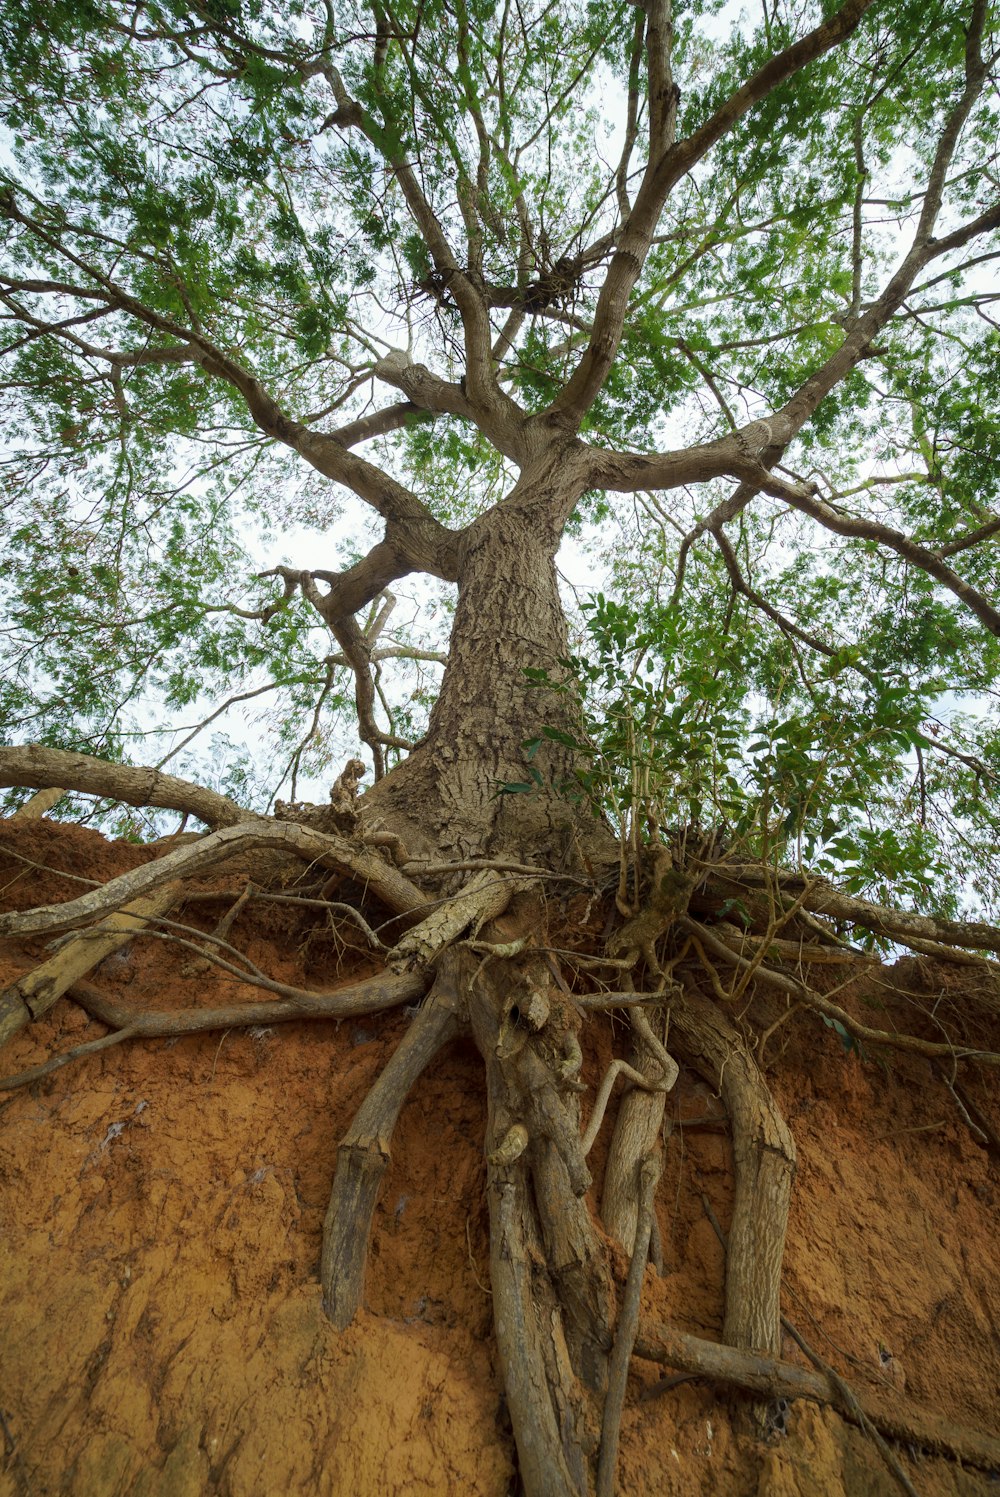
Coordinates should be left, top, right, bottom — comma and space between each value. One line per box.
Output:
0, 0, 997, 916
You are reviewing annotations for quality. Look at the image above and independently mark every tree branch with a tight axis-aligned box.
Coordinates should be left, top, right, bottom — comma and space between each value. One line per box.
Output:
544, 0, 877, 426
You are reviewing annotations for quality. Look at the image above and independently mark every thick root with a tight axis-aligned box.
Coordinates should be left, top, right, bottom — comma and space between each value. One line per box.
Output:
321, 961, 464, 1327
634, 1320, 1000, 1472
0, 818, 427, 938
465, 925, 614, 1496
670, 983, 796, 1355
0, 880, 182, 1047
600, 1005, 677, 1253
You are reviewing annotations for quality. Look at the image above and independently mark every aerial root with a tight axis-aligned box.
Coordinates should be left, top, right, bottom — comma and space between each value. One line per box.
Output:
320, 957, 464, 1328
633, 1320, 1000, 1475
596, 1149, 662, 1497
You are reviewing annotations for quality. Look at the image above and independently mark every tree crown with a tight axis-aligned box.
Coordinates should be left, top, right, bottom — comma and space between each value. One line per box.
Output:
1, 0, 999, 913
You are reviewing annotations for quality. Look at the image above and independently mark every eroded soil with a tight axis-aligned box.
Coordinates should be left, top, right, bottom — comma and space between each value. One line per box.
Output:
1, 819, 997, 1496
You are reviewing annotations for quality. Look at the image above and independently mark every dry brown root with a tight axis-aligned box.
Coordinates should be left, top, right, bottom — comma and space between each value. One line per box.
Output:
633, 1320, 1000, 1473
320, 959, 464, 1327
7, 786, 65, 819
0, 970, 430, 1092
596, 1150, 662, 1497
670, 983, 796, 1356
464, 924, 615, 1497
0, 880, 182, 1047
600, 1005, 678, 1253
0, 818, 427, 939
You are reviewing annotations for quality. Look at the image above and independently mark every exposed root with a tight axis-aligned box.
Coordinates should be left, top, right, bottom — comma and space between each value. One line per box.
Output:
596, 1149, 662, 1497
387, 868, 530, 968
781, 1317, 919, 1497
179, 881, 255, 975
321, 958, 464, 1327
580, 1057, 667, 1158
670, 981, 796, 1356
0, 970, 429, 1092
466, 922, 615, 1496
0, 818, 427, 938
8, 785, 65, 820
688, 917, 1000, 1066
601, 1005, 678, 1252
633, 1320, 1000, 1473
0, 881, 182, 1046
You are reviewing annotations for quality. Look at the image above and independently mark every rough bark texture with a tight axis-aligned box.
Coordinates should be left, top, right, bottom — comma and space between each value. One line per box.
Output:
671, 984, 797, 1355
601, 1007, 675, 1253
462, 911, 614, 1497
365, 496, 603, 865
0, 745, 250, 828
321, 962, 465, 1327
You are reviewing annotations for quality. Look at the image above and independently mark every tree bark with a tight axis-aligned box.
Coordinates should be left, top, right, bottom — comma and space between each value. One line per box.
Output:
671, 984, 796, 1356
462, 922, 614, 1497
365, 497, 602, 864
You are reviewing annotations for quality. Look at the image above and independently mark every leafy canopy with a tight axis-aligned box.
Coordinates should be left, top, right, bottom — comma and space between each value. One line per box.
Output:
0, 0, 999, 911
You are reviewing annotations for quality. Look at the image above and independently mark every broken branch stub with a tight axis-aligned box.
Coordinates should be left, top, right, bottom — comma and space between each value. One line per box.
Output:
387, 870, 529, 968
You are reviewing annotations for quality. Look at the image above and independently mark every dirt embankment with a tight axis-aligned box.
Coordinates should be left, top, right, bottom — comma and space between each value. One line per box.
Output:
0, 819, 997, 1496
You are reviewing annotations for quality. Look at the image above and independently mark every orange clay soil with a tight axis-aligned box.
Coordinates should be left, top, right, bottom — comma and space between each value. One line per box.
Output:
0, 818, 998, 1497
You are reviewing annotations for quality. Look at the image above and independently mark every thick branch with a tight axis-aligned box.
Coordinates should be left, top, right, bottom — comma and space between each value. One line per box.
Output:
713, 866, 1000, 956
0, 744, 250, 828
0, 194, 449, 537
757, 475, 1000, 637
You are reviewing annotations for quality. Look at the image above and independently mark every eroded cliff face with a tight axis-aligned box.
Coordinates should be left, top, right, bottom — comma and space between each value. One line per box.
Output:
0, 818, 997, 1497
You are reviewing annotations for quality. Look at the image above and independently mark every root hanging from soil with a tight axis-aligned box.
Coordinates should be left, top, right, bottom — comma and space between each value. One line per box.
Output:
596, 1148, 662, 1497
669, 981, 797, 1356
321, 957, 465, 1327
464, 913, 616, 1495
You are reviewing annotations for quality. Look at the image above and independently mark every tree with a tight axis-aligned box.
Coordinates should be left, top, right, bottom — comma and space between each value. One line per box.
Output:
1, 0, 999, 1490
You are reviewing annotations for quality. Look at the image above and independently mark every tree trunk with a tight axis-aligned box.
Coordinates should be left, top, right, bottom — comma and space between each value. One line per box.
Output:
366, 499, 597, 862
